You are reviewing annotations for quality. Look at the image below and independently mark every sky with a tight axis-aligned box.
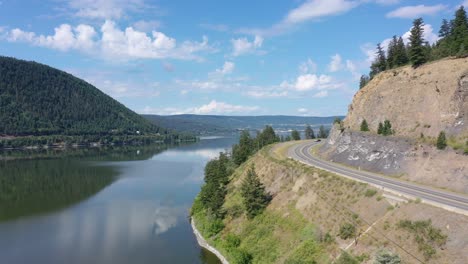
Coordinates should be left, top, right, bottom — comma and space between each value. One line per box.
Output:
0, 0, 465, 116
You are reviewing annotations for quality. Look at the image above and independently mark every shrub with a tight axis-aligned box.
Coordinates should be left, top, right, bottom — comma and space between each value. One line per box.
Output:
360, 119, 370, 132
374, 249, 401, 264
335, 251, 359, 264
284, 240, 323, 264
230, 248, 253, 264
436, 131, 447, 150
364, 189, 377, 197
339, 223, 356, 240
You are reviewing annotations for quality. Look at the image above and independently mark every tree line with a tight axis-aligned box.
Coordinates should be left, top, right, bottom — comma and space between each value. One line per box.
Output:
360, 6, 468, 89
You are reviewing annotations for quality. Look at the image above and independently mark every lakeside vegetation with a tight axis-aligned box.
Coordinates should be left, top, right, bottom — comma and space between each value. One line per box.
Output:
0, 56, 195, 148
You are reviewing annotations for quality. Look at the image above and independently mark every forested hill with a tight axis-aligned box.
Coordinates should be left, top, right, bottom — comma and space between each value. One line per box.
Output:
143, 114, 344, 135
0, 56, 165, 137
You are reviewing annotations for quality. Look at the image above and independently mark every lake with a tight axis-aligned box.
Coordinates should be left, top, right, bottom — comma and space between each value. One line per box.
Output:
0, 136, 238, 264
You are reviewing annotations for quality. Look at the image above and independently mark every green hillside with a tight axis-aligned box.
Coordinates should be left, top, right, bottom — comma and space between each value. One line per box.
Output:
0, 56, 191, 148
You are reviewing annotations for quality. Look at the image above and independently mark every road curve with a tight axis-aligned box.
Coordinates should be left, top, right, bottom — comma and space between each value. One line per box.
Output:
288, 140, 468, 214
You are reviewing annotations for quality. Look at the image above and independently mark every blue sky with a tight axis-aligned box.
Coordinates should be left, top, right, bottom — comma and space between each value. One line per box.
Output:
0, 0, 465, 116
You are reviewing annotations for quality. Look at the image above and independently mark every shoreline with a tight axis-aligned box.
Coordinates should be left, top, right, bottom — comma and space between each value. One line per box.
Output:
191, 218, 229, 264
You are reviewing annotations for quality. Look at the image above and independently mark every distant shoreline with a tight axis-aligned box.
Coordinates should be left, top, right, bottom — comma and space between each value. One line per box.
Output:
191, 218, 229, 264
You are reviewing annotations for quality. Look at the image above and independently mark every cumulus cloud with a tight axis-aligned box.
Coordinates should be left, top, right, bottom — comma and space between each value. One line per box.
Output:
215, 61, 235, 75
387, 4, 447, 19
8, 24, 97, 52
286, 74, 335, 92
6, 20, 213, 61
328, 54, 343, 72
231, 35, 263, 56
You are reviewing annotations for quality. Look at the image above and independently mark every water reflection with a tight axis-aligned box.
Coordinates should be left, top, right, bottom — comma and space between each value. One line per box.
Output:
0, 137, 238, 264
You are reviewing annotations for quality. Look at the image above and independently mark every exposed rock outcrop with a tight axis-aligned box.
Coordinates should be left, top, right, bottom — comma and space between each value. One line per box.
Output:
320, 58, 468, 193
344, 58, 468, 139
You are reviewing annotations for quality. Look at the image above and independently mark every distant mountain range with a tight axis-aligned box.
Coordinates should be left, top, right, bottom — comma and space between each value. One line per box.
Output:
143, 114, 345, 135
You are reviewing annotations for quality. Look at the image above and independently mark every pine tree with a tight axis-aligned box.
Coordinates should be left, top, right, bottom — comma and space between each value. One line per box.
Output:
359, 75, 370, 89
387, 36, 398, 69
318, 125, 328, 138
241, 166, 271, 219
395, 36, 409, 66
449, 6, 468, 56
439, 19, 451, 38
437, 131, 447, 150
382, 120, 393, 136
360, 119, 370, 132
377, 122, 384, 135
409, 18, 427, 68
232, 130, 253, 165
291, 130, 301, 141
305, 125, 315, 139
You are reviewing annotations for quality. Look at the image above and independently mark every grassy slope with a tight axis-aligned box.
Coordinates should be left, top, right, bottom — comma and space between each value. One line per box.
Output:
193, 142, 467, 264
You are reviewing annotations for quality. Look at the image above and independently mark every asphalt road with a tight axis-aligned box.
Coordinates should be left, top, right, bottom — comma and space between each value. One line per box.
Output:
288, 141, 468, 213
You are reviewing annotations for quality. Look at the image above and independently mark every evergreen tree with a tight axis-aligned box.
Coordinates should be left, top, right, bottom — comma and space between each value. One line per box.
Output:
291, 130, 301, 141
395, 36, 409, 66
241, 166, 271, 219
439, 19, 451, 38
232, 130, 253, 165
360, 119, 370, 132
409, 18, 427, 68
255, 125, 279, 150
449, 6, 468, 56
318, 125, 328, 138
437, 131, 447, 150
370, 43, 388, 78
382, 120, 393, 136
387, 36, 398, 69
200, 152, 230, 218
359, 75, 370, 89
305, 125, 315, 139
377, 122, 384, 135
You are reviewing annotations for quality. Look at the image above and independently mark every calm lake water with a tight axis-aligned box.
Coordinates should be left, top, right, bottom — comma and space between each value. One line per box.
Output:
0, 136, 238, 264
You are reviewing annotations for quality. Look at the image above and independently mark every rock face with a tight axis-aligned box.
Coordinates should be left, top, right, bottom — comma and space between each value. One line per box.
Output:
320, 58, 468, 193
345, 58, 468, 139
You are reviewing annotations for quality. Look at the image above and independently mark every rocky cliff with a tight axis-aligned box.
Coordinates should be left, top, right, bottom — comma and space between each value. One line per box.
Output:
320, 58, 468, 194
345, 57, 468, 139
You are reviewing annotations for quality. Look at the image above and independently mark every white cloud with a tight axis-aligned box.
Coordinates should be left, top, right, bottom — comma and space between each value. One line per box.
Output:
64, 0, 148, 20
8, 24, 97, 52
285, 0, 357, 24
291, 74, 335, 91
141, 101, 259, 115
328, 54, 343, 72
215, 61, 235, 75
246, 90, 288, 98
298, 108, 308, 113
387, 4, 447, 19
239, 0, 358, 36
231, 35, 263, 56
6, 20, 213, 61
194, 100, 259, 114
299, 58, 317, 74
346, 60, 361, 79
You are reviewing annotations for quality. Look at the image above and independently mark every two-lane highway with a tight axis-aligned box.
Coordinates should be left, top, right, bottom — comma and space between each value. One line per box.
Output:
288, 141, 468, 214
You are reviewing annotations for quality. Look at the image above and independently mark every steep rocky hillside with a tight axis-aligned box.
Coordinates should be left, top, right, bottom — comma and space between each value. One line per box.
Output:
319, 58, 468, 194
193, 142, 468, 264
345, 58, 468, 139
